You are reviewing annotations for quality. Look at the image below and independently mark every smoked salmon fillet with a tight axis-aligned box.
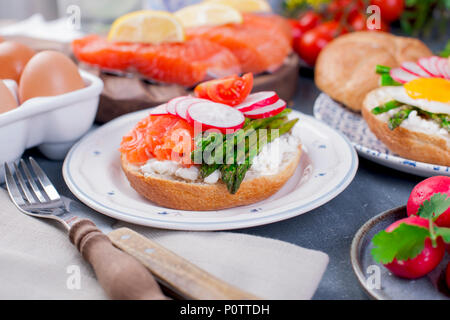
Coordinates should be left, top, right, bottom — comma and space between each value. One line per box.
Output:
72, 35, 241, 87
120, 114, 194, 165
186, 13, 292, 74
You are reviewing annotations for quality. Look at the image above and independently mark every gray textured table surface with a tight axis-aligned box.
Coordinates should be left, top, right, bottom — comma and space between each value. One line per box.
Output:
23, 72, 426, 300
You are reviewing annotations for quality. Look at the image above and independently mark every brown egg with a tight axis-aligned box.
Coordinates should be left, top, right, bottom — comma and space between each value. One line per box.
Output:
0, 81, 18, 114
0, 41, 35, 82
19, 51, 85, 103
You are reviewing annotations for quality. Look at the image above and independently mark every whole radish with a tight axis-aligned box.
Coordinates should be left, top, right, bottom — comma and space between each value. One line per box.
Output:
407, 176, 450, 227
383, 216, 445, 279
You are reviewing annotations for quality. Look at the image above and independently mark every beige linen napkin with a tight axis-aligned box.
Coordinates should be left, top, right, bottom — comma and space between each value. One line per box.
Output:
0, 189, 329, 300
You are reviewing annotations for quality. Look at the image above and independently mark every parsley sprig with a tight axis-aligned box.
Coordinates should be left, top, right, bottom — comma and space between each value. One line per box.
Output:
371, 193, 450, 264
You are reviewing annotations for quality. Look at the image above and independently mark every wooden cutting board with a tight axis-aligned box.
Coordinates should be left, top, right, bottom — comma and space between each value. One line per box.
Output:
80, 54, 300, 123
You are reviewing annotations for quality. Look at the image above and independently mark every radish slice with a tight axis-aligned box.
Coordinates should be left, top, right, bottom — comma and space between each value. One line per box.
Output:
401, 62, 430, 78
167, 96, 187, 115
418, 57, 441, 77
149, 103, 169, 116
235, 91, 279, 113
244, 99, 287, 119
175, 97, 205, 120
186, 101, 245, 133
430, 56, 444, 78
390, 68, 418, 84
437, 57, 450, 80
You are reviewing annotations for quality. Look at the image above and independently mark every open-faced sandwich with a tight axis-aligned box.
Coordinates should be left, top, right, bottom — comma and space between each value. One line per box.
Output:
315, 31, 432, 112
119, 74, 302, 210
362, 56, 450, 166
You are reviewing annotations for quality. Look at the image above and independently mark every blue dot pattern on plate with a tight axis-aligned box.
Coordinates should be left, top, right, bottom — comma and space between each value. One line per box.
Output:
313, 93, 450, 176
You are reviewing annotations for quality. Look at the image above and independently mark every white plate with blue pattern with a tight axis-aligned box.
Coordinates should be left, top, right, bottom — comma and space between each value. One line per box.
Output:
314, 93, 450, 177
63, 108, 358, 231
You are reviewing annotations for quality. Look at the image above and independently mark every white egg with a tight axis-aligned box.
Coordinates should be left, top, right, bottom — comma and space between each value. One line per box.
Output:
383, 86, 450, 115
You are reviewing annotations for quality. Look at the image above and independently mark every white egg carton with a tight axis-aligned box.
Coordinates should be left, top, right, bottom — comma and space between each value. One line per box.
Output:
0, 70, 103, 182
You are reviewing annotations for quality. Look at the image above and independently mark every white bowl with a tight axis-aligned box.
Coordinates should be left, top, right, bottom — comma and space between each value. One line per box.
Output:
0, 70, 103, 182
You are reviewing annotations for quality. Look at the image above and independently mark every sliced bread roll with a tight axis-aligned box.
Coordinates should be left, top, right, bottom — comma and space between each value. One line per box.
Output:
362, 87, 450, 166
315, 31, 432, 112
121, 144, 302, 211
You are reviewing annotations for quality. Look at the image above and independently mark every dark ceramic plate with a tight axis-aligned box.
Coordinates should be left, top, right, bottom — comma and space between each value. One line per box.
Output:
351, 206, 450, 300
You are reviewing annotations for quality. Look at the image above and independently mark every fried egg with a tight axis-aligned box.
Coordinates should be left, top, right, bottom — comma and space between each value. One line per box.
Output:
383, 78, 450, 115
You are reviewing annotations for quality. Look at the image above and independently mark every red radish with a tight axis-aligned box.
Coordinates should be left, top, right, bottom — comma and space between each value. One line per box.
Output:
418, 57, 441, 77
407, 176, 450, 227
390, 67, 419, 84
243, 99, 287, 119
401, 62, 430, 78
167, 96, 187, 115
430, 56, 445, 78
384, 216, 445, 279
437, 57, 450, 80
186, 101, 245, 134
175, 97, 205, 120
235, 91, 279, 113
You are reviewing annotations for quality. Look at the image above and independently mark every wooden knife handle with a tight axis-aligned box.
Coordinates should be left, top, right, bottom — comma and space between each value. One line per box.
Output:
69, 219, 167, 300
108, 227, 259, 300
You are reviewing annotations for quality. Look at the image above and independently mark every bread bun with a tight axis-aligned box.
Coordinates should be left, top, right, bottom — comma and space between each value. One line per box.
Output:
121, 145, 302, 211
315, 32, 432, 112
362, 87, 450, 166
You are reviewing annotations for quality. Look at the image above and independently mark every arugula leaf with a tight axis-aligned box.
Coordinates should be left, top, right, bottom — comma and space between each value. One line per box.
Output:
417, 193, 450, 220
371, 223, 429, 264
435, 227, 450, 243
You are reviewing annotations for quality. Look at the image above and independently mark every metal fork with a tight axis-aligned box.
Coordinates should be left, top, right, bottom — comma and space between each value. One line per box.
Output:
4, 157, 258, 300
4, 157, 166, 300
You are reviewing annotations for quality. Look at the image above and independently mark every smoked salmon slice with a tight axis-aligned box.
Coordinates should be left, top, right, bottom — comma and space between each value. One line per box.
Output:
186, 13, 292, 74
134, 38, 241, 86
120, 114, 195, 165
72, 35, 241, 87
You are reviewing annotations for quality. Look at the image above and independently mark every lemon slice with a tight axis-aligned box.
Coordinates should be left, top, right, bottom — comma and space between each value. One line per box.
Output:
174, 3, 243, 28
108, 10, 185, 44
204, 0, 272, 13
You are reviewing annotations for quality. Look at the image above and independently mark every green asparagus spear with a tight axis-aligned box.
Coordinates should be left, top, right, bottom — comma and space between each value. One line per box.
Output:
201, 109, 292, 167
376, 65, 391, 74
380, 74, 402, 86
228, 119, 299, 194
371, 100, 402, 115
388, 108, 413, 130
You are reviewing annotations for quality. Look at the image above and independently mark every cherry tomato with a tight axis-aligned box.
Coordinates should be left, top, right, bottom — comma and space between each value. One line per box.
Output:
349, 12, 366, 31
298, 11, 322, 32
327, 0, 364, 21
446, 263, 450, 291
384, 216, 446, 279
370, 0, 404, 23
194, 73, 253, 106
315, 21, 348, 38
407, 176, 450, 228
296, 28, 333, 66
289, 19, 304, 53
349, 12, 390, 32
296, 21, 348, 66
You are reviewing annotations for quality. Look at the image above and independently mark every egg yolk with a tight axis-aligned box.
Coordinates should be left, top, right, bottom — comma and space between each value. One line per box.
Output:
404, 78, 450, 103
